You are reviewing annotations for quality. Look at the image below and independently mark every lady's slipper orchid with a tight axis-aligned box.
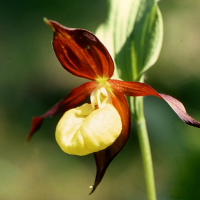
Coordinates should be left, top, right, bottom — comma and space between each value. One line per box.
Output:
28, 19, 200, 193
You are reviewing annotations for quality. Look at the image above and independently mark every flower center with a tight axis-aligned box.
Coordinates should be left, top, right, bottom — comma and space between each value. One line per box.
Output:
90, 86, 111, 110
55, 84, 122, 156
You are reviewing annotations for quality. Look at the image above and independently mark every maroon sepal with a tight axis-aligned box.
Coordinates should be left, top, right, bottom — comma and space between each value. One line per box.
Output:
27, 81, 97, 141
45, 19, 114, 80
109, 79, 200, 128
90, 91, 130, 194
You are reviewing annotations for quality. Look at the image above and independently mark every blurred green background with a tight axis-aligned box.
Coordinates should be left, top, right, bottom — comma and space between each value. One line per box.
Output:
1, 0, 200, 199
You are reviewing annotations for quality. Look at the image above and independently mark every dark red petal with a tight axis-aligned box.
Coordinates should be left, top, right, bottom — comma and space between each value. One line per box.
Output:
109, 79, 200, 128
90, 91, 130, 194
27, 81, 97, 141
109, 79, 160, 97
45, 19, 114, 80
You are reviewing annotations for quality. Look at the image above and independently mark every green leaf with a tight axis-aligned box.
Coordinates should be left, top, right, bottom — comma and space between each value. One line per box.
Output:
96, 0, 163, 81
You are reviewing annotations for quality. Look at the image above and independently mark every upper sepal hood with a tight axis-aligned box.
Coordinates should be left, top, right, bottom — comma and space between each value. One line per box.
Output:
44, 18, 114, 81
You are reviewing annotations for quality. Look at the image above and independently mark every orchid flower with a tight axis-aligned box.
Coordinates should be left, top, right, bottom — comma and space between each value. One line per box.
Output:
28, 19, 200, 193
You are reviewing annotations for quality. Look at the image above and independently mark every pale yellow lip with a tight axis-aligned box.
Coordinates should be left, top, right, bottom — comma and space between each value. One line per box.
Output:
55, 86, 122, 156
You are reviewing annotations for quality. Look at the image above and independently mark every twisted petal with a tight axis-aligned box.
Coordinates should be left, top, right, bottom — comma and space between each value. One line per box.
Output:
45, 19, 114, 80
27, 81, 97, 141
90, 91, 130, 194
109, 79, 200, 128
159, 94, 200, 127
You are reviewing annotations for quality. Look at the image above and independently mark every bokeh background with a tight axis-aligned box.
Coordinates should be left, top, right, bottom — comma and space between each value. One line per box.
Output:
1, 0, 200, 199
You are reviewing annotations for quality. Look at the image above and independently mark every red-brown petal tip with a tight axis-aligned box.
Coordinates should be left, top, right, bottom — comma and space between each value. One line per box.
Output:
159, 93, 200, 128
90, 92, 130, 194
43, 17, 55, 32
27, 116, 44, 142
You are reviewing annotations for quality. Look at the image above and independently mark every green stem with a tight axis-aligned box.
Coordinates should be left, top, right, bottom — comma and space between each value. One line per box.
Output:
131, 95, 157, 200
